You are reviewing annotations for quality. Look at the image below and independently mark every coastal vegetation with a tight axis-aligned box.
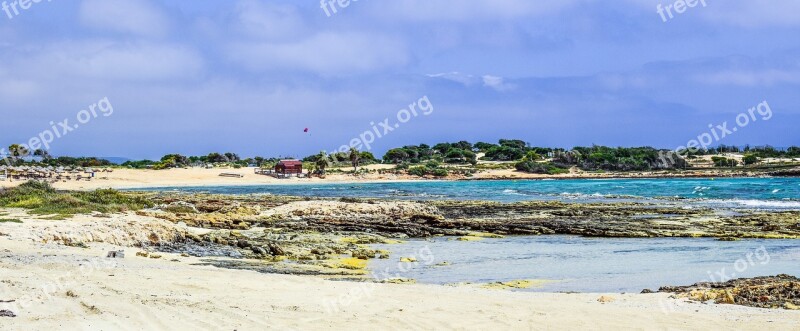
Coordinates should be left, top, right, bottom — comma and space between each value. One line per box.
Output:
4, 141, 800, 176
711, 156, 739, 168
0, 181, 151, 215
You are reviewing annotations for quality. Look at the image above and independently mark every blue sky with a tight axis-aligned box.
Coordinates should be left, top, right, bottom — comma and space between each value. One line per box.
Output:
0, 0, 798, 159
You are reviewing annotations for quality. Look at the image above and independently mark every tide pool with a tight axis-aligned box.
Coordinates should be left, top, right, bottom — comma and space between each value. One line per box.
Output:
369, 236, 800, 293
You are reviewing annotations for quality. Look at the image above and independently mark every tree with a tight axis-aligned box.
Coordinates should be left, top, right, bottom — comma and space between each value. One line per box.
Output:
711, 156, 738, 168
206, 153, 228, 163
359, 151, 377, 164
8, 144, 28, 159
499, 139, 526, 149
383, 148, 410, 164
224, 152, 240, 162
161, 154, 189, 167
523, 151, 541, 162
33, 149, 52, 160
485, 145, 525, 161
307, 163, 317, 177
742, 154, 760, 166
315, 152, 330, 174
254, 157, 265, 167
474, 142, 496, 152
349, 148, 360, 171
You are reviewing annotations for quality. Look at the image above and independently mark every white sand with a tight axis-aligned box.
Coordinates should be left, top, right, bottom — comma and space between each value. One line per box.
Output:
0, 166, 419, 191
1, 213, 798, 330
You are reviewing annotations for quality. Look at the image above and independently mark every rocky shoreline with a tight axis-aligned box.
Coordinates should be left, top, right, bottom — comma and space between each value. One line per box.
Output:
119, 193, 800, 282
658, 275, 800, 310
2, 189, 798, 311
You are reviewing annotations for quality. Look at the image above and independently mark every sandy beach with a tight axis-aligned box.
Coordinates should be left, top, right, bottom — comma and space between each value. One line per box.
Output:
1, 203, 798, 330
1, 164, 788, 192
2, 231, 797, 330
0, 166, 415, 191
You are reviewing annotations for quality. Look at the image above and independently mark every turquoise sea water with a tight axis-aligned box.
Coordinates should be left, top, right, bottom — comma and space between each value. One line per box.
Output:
139, 177, 800, 210
369, 236, 800, 293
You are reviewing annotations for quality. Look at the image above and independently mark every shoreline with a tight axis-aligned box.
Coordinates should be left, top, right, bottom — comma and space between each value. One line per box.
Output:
1, 166, 795, 192
3, 238, 796, 330
1, 208, 798, 329
1, 185, 798, 328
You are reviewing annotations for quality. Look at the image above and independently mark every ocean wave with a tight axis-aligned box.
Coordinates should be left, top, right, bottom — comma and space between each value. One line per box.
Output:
706, 199, 800, 209
692, 186, 711, 195
502, 189, 529, 196
556, 192, 645, 201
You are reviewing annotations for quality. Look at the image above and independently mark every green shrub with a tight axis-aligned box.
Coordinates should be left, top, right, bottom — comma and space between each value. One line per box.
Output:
0, 181, 153, 215
407, 166, 428, 177
711, 156, 738, 167
515, 161, 569, 175
432, 168, 449, 177
742, 154, 759, 165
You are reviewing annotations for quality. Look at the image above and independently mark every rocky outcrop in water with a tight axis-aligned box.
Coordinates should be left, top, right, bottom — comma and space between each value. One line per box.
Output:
135, 193, 800, 278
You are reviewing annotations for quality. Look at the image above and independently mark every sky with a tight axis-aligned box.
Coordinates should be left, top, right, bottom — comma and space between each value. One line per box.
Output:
0, 0, 799, 160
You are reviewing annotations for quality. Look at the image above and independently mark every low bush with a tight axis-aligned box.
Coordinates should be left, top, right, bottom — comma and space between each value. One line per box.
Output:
0, 181, 153, 215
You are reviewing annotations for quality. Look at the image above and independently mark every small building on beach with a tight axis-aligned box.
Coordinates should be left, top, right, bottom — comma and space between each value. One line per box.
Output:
275, 160, 303, 177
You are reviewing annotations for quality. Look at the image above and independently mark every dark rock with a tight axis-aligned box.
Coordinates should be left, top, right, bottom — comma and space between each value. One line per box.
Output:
659, 274, 800, 309
106, 250, 125, 258
252, 246, 267, 256
267, 243, 285, 256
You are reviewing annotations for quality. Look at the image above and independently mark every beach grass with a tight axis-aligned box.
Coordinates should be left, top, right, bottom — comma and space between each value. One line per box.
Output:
0, 181, 153, 215
0, 218, 22, 223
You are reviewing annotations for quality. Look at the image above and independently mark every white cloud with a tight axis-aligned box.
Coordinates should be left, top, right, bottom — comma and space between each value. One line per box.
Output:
233, 0, 308, 41
482, 75, 516, 91
427, 72, 478, 86
228, 32, 409, 75
4, 41, 204, 82
0, 79, 38, 101
79, 0, 169, 37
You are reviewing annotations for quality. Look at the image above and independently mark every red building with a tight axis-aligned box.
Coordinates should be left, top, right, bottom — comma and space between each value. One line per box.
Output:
275, 160, 303, 177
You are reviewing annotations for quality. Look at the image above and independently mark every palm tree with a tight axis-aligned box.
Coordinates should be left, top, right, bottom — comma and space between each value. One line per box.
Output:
8, 144, 28, 159
349, 148, 360, 171
307, 163, 317, 178
315, 152, 330, 175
